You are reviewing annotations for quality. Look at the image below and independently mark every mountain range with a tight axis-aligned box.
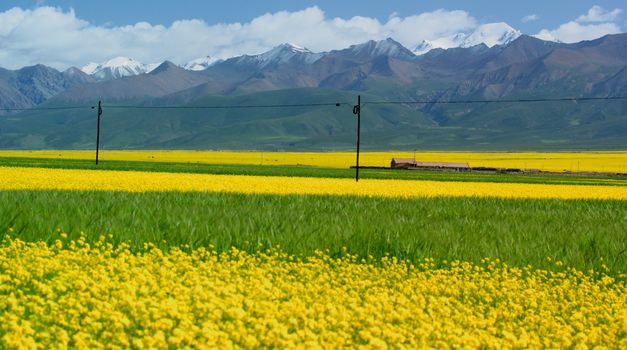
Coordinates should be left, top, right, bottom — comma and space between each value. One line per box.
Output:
0, 33, 626, 151
81, 57, 161, 81
0, 22, 528, 108
413, 22, 522, 55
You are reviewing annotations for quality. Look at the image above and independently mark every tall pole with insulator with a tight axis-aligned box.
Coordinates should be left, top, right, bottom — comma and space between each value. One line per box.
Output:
94, 101, 102, 165
353, 95, 361, 182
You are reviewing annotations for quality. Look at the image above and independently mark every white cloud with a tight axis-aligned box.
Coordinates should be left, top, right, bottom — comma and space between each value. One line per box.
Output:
535, 5, 623, 43
535, 21, 621, 42
0, 6, 477, 70
521, 14, 539, 23
576, 5, 622, 23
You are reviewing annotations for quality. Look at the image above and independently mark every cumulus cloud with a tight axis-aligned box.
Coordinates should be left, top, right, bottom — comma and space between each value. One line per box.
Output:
0, 6, 477, 70
576, 5, 622, 23
535, 22, 621, 42
535, 5, 623, 43
521, 14, 539, 23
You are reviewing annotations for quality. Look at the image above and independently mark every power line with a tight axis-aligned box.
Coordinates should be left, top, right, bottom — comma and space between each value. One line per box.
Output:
0, 106, 91, 111
1, 95, 626, 112
0, 102, 348, 112
363, 96, 627, 106
105, 102, 350, 110
3, 94, 625, 178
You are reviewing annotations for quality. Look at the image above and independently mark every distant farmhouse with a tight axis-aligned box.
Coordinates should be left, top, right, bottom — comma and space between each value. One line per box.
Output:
391, 158, 470, 172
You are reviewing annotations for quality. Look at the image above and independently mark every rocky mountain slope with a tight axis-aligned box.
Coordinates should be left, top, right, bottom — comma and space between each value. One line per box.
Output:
0, 65, 94, 110
0, 33, 625, 150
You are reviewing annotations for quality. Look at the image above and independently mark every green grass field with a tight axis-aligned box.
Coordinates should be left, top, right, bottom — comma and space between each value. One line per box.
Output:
2, 157, 626, 276
2, 190, 625, 274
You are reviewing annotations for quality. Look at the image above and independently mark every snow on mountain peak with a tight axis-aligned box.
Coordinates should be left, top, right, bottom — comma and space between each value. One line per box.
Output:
414, 22, 522, 55
372, 38, 404, 55
413, 37, 456, 55
350, 38, 415, 59
238, 43, 322, 68
183, 56, 220, 71
81, 62, 99, 75
284, 43, 311, 53
269, 43, 314, 56
81, 56, 157, 81
461, 22, 522, 48
100, 57, 142, 69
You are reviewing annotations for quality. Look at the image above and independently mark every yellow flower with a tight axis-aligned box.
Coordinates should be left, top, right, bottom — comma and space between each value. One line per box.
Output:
0, 238, 624, 349
2, 150, 627, 173
1, 166, 625, 200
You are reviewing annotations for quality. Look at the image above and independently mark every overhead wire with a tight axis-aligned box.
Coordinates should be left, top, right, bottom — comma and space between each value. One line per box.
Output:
104, 102, 350, 110
363, 96, 627, 106
0, 106, 92, 111
0, 96, 626, 112
0, 102, 350, 112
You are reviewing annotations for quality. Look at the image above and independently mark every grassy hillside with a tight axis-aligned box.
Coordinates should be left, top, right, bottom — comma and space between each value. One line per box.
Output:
1, 87, 626, 150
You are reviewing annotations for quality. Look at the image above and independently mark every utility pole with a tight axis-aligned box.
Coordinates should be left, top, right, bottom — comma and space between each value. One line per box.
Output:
94, 101, 102, 165
353, 95, 361, 182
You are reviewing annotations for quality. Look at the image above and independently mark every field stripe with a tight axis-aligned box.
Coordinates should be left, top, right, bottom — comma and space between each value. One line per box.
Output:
1, 166, 626, 200
1, 150, 627, 172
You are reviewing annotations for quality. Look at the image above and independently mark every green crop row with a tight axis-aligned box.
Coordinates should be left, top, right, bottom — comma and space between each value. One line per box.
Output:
2, 190, 625, 274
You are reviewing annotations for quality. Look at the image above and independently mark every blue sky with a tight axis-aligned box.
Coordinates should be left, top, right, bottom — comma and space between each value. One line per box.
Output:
0, 1, 624, 69
6, 0, 625, 32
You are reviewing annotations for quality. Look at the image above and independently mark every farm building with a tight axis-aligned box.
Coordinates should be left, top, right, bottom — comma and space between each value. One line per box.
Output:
391, 158, 470, 171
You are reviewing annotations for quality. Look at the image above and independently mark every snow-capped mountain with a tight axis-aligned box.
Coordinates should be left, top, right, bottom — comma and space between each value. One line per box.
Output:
346, 38, 417, 61
461, 23, 522, 48
81, 57, 159, 81
80, 62, 99, 75
413, 33, 467, 55
182, 56, 221, 71
233, 43, 324, 68
75, 27, 522, 80
414, 22, 522, 55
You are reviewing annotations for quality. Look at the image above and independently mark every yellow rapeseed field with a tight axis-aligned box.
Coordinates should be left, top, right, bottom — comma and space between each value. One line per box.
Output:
1, 166, 626, 200
2, 150, 627, 173
0, 237, 624, 349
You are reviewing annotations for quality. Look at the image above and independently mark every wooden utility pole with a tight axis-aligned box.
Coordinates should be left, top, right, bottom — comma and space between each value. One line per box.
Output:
95, 101, 102, 165
353, 95, 361, 182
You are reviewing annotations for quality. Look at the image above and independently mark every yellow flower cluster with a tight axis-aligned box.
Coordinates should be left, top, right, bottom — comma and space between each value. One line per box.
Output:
0, 237, 624, 349
1, 166, 626, 200
2, 150, 627, 173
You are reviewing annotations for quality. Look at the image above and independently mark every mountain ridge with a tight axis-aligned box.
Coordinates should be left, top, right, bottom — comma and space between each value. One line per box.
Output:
414, 22, 522, 55
81, 57, 160, 81
0, 33, 625, 151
